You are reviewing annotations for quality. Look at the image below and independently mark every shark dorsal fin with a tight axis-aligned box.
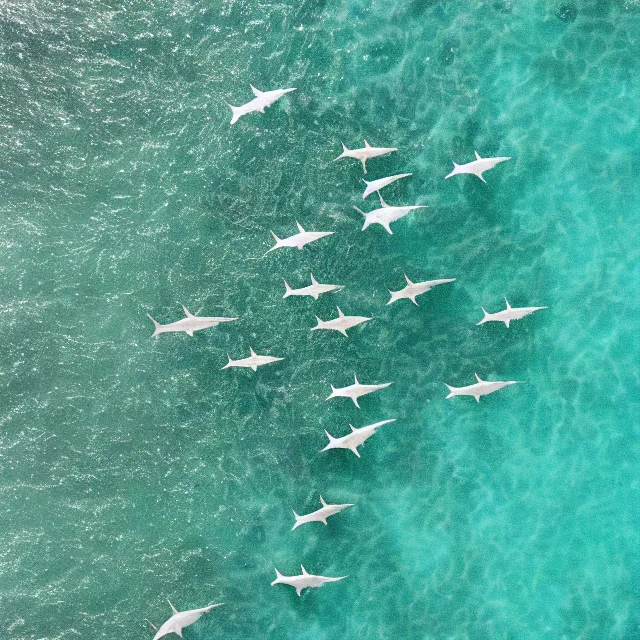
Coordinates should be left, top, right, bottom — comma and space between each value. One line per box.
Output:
505, 298, 511, 309
250, 84, 263, 97
350, 424, 357, 432
310, 273, 318, 285
378, 192, 390, 208
404, 274, 413, 286
337, 306, 344, 317
475, 373, 483, 383
182, 305, 194, 318
250, 347, 257, 357
475, 150, 482, 161
296, 221, 305, 233
320, 495, 327, 506
354, 374, 359, 385
301, 565, 309, 575
363, 139, 371, 148
168, 600, 179, 615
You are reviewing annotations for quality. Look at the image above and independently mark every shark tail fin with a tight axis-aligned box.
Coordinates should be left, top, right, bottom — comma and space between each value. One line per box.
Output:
477, 307, 490, 326
321, 430, 337, 452
272, 568, 283, 585
292, 510, 302, 530
283, 280, 292, 298
445, 162, 460, 180
445, 383, 457, 399
311, 316, 324, 331
334, 142, 349, 161
270, 231, 281, 243
225, 102, 243, 125
387, 289, 400, 305
147, 314, 161, 337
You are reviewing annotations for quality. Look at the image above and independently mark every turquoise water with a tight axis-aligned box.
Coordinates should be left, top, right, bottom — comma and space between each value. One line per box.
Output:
1, 0, 639, 638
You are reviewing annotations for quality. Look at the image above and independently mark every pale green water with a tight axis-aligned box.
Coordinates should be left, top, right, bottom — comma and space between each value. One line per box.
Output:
0, 1, 639, 638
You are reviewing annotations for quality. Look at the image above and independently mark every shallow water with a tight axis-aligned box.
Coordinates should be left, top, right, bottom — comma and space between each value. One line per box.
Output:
0, 1, 639, 638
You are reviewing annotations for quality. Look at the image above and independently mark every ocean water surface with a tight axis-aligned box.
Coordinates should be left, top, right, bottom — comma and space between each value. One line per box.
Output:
1, 0, 639, 638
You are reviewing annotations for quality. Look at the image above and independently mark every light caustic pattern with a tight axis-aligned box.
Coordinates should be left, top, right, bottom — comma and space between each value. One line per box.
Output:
0, 1, 639, 639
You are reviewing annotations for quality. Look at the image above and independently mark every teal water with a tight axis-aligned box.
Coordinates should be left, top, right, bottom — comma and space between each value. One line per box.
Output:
1, 0, 639, 638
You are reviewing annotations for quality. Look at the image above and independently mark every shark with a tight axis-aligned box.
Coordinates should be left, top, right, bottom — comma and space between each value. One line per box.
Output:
334, 139, 397, 174
146, 601, 224, 640
147, 306, 238, 337
311, 306, 372, 337
445, 151, 511, 183
225, 85, 296, 125
321, 419, 396, 458
292, 496, 354, 530
477, 299, 547, 328
444, 373, 519, 402
362, 173, 412, 199
266, 222, 334, 255
271, 566, 347, 597
283, 274, 343, 300
387, 275, 456, 306
326, 375, 392, 408
222, 348, 284, 372
353, 193, 426, 235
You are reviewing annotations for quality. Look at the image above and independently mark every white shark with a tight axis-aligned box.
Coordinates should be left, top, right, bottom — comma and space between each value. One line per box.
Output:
222, 348, 284, 372
326, 375, 392, 408
321, 419, 396, 458
445, 151, 511, 183
444, 373, 519, 402
311, 306, 372, 337
225, 85, 296, 125
334, 140, 397, 174
147, 306, 238, 337
387, 275, 456, 306
362, 173, 412, 199
283, 274, 343, 300
146, 601, 224, 640
266, 222, 334, 254
477, 299, 547, 328
353, 193, 426, 235
292, 496, 354, 530
271, 566, 347, 597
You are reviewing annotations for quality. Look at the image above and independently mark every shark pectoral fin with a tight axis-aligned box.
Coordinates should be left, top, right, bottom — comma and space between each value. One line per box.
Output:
186, 329, 194, 337
250, 84, 263, 96
363, 139, 370, 147
477, 173, 487, 183
250, 347, 257, 357
410, 296, 419, 306
322, 519, 328, 525
352, 398, 360, 409
296, 588, 302, 597
251, 365, 258, 372
320, 496, 327, 506
404, 274, 413, 286
382, 223, 393, 235
475, 396, 481, 403
145, 619, 158, 631
349, 424, 357, 432
351, 446, 361, 458
475, 150, 482, 160
361, 158, 367, 174
168, 600, 179, 614
505, 320, 510, 328
182, 305, 194, 318
310, 273, 318, 285
301, 565, 308, 575
339, 328, 348, 337
296, 221, 305, 233
378, 193, 390, 208
475, 373, 483, 383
